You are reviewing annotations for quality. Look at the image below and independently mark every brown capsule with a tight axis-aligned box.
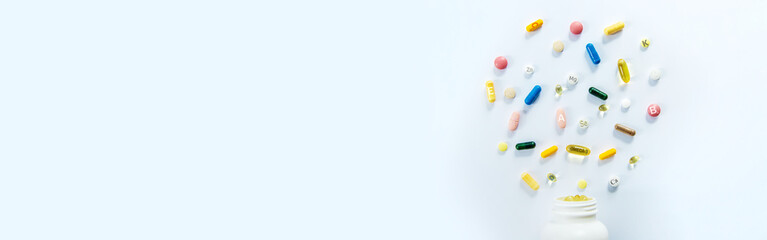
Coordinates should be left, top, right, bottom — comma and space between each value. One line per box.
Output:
614, 124, 636, 136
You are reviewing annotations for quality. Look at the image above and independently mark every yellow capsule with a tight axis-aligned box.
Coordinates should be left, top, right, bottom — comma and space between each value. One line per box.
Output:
564, 196, 574, 201
485, 80, 495, 103
526, 19, 543, 32
540, 145, 558, 158
521, 172, 539, 191
565, 144, 591, 156
604, 21, 624, 35
618, 59, 630, 83
599, 148, 617, 160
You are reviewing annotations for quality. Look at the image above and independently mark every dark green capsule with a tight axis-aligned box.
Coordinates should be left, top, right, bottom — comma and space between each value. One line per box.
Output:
515, 141, 536, 150
588, 87, 608, 100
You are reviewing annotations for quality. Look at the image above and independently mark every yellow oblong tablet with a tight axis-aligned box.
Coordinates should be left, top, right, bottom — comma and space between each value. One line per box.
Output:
618, 59, 630, 83
485, 80, 495, 103
540, 145, 558, 158
566, 144, 591, 156
521, 172, 539, 191
604, 21, 624, 35
526, 19, 543, 32
599, 148, 616, 160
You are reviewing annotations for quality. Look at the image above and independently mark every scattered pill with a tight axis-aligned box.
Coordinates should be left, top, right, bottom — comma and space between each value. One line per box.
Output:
521, 172, 540, 190
621, 99, 631, 109
566, 144, 591, 156
598, 104, 609, 112
494, 56, 508, 69
586, 43, 601, 64
647, 104, 661, 117
516, 141, 536, 150
555, 84, 564, 96
608, 176, 620, 187
541, 145, 558, 158
650, 69, 662, 80
618, 59, 630, 83
504, 88, 516, 99
604, 21, 624, 35
547, 173, 557, 183
498, 142, 508, 151
588, 87, 608, 100
556, 108, 566, 128
524, 65, 535, 75
599, 148, 616, 160
579, 120, 589, 129
567, 73, 579, 85
570, 21, 583, 34
485, 80, 496, 103
577, 179, 588, 189
508, 111, 520, 131
553, 40, 564, 52
563, 194, 591, 201
641, 38, 650, 48
524, 85, 542, 105
629, 155, 640, 165
526, 19, 543, 32
615, 123, 636, 136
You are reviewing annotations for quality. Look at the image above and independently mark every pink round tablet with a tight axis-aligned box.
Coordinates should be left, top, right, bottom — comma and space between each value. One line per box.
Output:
556, 108, 566, 128
647, 104, 661, 117
494, 56, 508, 70
508, 111, 520, 131
570, 21, 583, 34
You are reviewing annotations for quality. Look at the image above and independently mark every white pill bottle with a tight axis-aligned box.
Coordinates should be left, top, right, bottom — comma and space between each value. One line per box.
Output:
540, 197, 608, 240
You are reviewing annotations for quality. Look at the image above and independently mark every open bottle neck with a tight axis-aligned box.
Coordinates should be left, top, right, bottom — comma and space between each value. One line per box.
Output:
550, 198, 598, 223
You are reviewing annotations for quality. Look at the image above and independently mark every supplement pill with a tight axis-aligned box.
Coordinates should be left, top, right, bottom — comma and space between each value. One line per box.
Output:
650, 69, 662, 80
641, 38, 650, 48
568, 73, 579, 85
547, 173, 557, 183
570, 21, 583, 34
494, 56, 508, 69
555, 84, 564, 96
553, 40, 564, 52
615, 123, 636, 136
618, 59, 630, 83
485, 80, 496, 103
621, 99, 631, 109
588, 87, 608, 100
586, 43, 601, 64
498, 142, 508, 152
648, 104, 661, 117
608, 176, 620, 187
629, 155, 640, 165
556, 108, 566, 128
526, 19, 543, 32
579, 120, 589, 129
504, 88, 516, 99
566, 144, 591, 156
599, 148, 616, 160
508, 111, 520, 131
521, 172, 540, 190
524, 85, 542, 105
604, 21, 624, 35
524, 65, 535, 75
598, 104, 609, 112
516, 141, 536, 150
541, 145, 558, 158
577, 179, 588, 189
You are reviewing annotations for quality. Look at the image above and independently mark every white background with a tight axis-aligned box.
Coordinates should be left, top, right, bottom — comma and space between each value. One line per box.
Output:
0, 0, 766, 239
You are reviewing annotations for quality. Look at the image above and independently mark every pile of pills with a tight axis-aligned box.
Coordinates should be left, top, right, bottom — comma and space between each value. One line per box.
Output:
485, 19, 664, 193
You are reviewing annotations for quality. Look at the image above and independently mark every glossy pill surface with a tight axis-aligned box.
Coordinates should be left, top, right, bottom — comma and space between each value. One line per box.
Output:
618, 59, 630, 83
526, 19, 543, 32
588, 87, 608, 100
604, 21, 624, 35
521, 172, 540, 191
516, 141, 536, 150
524, 85, 541, 105
599, 148, 616, 160
498, 142, 508, 152
541, 145, 558, 158
485, 80, 496, 103
566, 145, 591, 156
508, 111, 520, 131
647, 104, 661, 117
615, 124, 636, 136
577, 179, 588, 189
556, 108, 566, 128
494, 56, 507, 69
586, 43, 601, 64
570, 21, 583, 34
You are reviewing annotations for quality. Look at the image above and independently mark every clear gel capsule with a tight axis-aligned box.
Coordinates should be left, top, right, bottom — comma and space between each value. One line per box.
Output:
618, 59, 630, 83
566, 144, 591, 156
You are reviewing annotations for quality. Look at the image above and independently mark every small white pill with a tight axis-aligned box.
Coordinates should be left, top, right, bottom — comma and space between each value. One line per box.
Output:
524, 65, 535, 75
621, 98, 631, 109
567, 73, 578, 85
608, 176, 620, 187
553, 40, 564, 52
650, 69, 662, 81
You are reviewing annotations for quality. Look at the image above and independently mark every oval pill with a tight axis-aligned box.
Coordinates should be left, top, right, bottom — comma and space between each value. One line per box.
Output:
515, 141, 536, 150
494, 56, 508, 69
615, 123, 636, 136
524, 85, 541, 105
604, 21, 624, 35
570, 21, 583, 34
588, 87, 608, 100
541, 145, 558, 158
521, 172, 540, 191
586, 43, 601, 64
508, 111, 520, 131
599, 148, 616, 160
647, 104, 661, 117
556, 108, 566, 128
618, 59, 630, 83
485, 80, 496, 103
566, 145, 591, 156
526, 19, 543, 32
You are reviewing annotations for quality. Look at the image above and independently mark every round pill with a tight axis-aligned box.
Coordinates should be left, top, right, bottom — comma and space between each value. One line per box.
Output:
570, 21, 583, 34
567, 73, 578, 85
577, 179, 587, 189
650, 69, 662, 80
494, 56, 508, 69
641, 38, 650, 48
524, 65, 534, 75
498, 142, 508, 151
608, 176, 620, 187
504, 88, 516, 99
553, 40, 564, 52
621, 98, 631, 109
647, 104, 661, 117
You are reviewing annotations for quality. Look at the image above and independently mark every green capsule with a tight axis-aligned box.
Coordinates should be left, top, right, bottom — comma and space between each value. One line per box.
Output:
515, 141, 536, 150
588, 87, 608, 100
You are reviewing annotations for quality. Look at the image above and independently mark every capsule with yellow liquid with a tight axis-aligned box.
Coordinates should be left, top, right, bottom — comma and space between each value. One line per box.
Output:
526, 19, 543, 32
521, 172, 540, 191
485, 80, 496, 103
566, 144, 591, 156
604, 21, 624, 35
618, 59, 630, 83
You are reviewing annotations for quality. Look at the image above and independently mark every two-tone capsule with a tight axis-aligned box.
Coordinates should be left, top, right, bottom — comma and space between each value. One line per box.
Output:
526, 19, 543, 32
566, 144, 591, 156
586, 43, 601, 64
618, 59, 630, 83
604, 21, 624, 35
588, 87, 608, 100
516, 141, 536, 150
615, 124, 636, 136
525, 85, 541, 105
521, 172, 539, 191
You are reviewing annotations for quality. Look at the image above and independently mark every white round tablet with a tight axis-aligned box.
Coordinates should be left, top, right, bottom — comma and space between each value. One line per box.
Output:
524, 65, 534, 75
621, 98, 631, 109
608, 176, 620, 187
650, 69, 662, 81
567, 73, 578, 85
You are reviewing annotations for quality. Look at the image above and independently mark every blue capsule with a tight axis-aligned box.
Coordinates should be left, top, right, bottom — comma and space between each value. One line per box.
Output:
524, 85, 541, 105
586, 43, 601, 64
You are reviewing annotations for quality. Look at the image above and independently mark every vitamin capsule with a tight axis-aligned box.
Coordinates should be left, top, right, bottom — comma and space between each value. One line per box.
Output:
553, 40, 564, 52
566, 144, 591, 156
485, 80, 496, 103
498, 142, 508, 152
608, 176, 620, 187
494, 56, 508, 69
598, 104, 609, 112
555, 84, 564, 96
541, 145, 558, 158
614, 124, 636, 136
629, 155, 640, 165
586, 43, 601, 64
570, 21, 583, 34
556, 108, 566, 128
524, 85, 541, 105
641, 38, 650, 48
647, 104, 661, 117
604, 21, 624, 35
588, 87, 608, 100
599, 148, 616, 160
521, 172, 540, 191
618, 59, 630, 83
526, 19, 543, 32
546, 173, 557, 183
577, 179, 588, 189
508, 111, 520, 131
504, 88, 516, 99
515, 141, 536, 150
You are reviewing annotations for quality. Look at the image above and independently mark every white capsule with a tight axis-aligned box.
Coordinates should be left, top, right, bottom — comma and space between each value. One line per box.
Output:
524, 65, 535, 75
650, 69, 662, 81
608, 176, 620, 187
621, 98, 631, 109
567, 73, 578, 85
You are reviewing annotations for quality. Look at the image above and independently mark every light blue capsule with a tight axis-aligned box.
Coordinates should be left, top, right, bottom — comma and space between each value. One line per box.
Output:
524, 85, 541, 105
586, 43, 601, 64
